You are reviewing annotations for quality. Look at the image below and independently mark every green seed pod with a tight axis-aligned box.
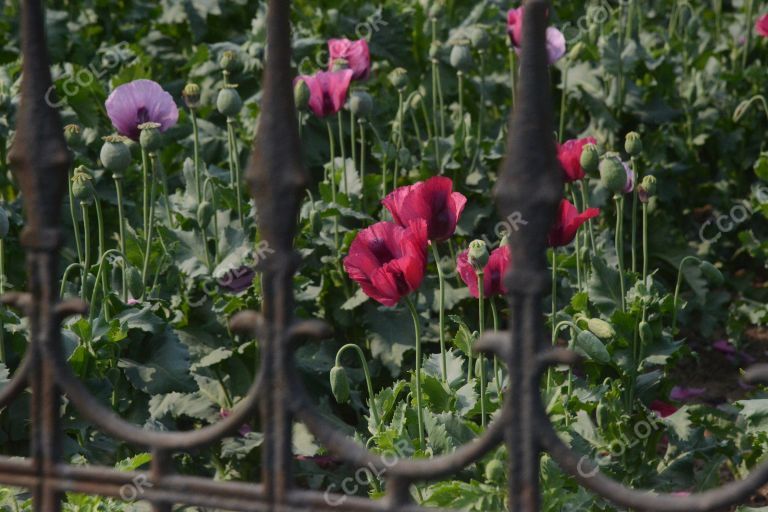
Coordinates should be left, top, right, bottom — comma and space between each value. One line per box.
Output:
639, 175, 657, 202
138, 122, 163, 152
580, 143, 600, 173
624, 131, 643, 157
587, 318, 616, 340
0, 207, 9, 239
484, 459, 505, 483
330, 365, 351, 404
599, 153, 627, 194
217, 86, 243, 117
388, 67, 408, 90
100, 136, 132, 175
126, 266, 144, 300
639, 321, 653, 344
64, 124, 82, 148
449, 44, 473, 71
219, 50, 238, 72
349, 91, 373, 119
197, 201, 214, 228
182, 83, 201, 109
596, 402, 610, 430
700, 261, 724, 286
468, 240, 489, 271
71, 166, 94, 203
294, 79, 311, 111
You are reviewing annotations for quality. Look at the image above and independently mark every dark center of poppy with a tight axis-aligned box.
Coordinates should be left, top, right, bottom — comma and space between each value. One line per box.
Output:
370, 238, 395, 264
136, 106, 150, 125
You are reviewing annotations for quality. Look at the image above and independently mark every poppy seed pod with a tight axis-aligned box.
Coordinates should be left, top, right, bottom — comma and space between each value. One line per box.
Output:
468, 240, 490, 272
700, 261, 724, 286
100, 136, 132, 175
71, 166, 94, 203
139, 122, 163, 152
330, 365, 351, 404
388, 67, 408, 90
580, 143, 600, 173
294, 79, 311, 111
450, 44, 473, 71
349, 91, 373, 119
217, 86, 243, 117
64, 124, 82, 148
219, 50, 238, 72
0, 207, 8, 239
639, 175, 657, 197
625, 131, 643, 157
485, 459, 505, 483
599, 153, 627, 195
182, 83, 201, 109
587, 318, 615, 339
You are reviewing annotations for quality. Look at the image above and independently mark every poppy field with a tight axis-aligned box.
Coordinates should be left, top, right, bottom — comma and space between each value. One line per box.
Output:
1, 0, 768, 510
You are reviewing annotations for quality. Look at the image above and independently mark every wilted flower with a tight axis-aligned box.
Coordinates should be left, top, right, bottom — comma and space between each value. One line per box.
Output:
457, 244, 511, 298
105, 79, 179, 141
382, 176, 467, 242
507, 6, 566, 64
547, 199, 600, 247
328, 38, 371, 81
623, 162, 635, 194
343, 220, 428, 307
557, 137, 597, 182
295, 70, 354, 117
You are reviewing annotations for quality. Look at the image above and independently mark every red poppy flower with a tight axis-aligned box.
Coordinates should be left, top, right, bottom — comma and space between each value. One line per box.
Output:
328, 38, 371, 81
547, 199, 600, 247
295, 70, 354, 117
757, 14, 768, 38
382, 177, 467, 242
557, 137, 597, 182
457, 245, 511, 298
343, 220, 428, 307
649, 400, 678, 418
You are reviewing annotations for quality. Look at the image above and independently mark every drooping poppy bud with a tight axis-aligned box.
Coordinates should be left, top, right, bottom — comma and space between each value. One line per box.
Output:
700, 261, 724, 286
350, 91, 373, 119
388, 67, 408, 90
217, 85, 243, 117
182, 83, 201, 109
625, 131, 643, 157
599, 153, 627, 195
294, 79, 311, 111
126, 266, 144, 299
587, 318, 615, 340
100, 135, 132, 175
330, 365, 351, 403
467, 240, 489, 272
219, 50, 238, 72
139, 122, 163, 152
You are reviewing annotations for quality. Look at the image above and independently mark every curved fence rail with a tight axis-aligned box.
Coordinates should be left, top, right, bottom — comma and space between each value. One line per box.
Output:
4, 0, 768, 511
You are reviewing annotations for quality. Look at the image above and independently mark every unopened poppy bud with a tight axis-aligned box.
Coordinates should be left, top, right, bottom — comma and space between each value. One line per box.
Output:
197, 201, 214, 228
468, 240, 489, 271
587, 318, 615, 340
599, 153, 627, 194
126, 266, 144, 299
485, 459, 505, 483
638, 175, 657, 203
639, 321, 653, 344
0, 207, 8, 239
350, 91, 373, 119
580, 143, 600, 173
330, 365, 350, 404
219, 50, 238, 72
64, 124, 82, 148
700, 261, 724, 286
468, 26, 490, 49
71, 166, 94, 203
331, 58, 349, 72
388, 67, 408, 90
182, 83, 201, 109
625, 131, 643, 156
450, 44, 473, 71
138, 122, 163, 152
217, 85, 243, 117
100, 135, 132, 175
294, 79, 311, 111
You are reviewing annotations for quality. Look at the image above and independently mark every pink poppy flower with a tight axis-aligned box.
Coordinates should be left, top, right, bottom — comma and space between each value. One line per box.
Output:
328, 38, 371, 81
343, 220, 428, 307
382, 177, 467, 242
295, 70, 354, 117
456, 245, 511, 298
557, 137, 597, 182
507, 7, 567, 64
756, 14, 768, 38
547, 199, 600, 247
105, 79, 179, 141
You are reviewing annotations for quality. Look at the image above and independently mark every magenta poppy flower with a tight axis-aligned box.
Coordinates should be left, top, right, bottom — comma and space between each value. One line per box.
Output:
382, 177, 467, 242
557, 137, 597, 182
105, 79, 179, 141
507, 7, 566, 64
295, 70, 354, 118
328, 38, 371, 81
547, 199, 600, 247
756, 14, 768, 37
457, 245, 511, 298
343, 220, 428, 307
650, 400, 678, 418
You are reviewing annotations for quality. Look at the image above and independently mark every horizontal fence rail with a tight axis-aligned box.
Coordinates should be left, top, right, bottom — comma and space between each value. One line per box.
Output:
3, 0, 768, 511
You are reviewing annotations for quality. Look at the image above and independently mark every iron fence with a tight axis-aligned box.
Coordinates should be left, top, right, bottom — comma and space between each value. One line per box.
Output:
3, 0, 768, 511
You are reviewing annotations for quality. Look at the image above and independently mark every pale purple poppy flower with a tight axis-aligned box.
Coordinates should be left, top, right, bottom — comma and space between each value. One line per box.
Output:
713, 339, 737, 355
623, 162, 635, 194
105, 79, 179, 141
670, 386, 706, 402
218, 266, 255, 294
507, 7, 567, 64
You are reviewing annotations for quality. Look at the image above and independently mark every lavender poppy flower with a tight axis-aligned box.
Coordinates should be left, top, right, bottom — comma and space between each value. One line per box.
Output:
218, 266, 256, 294
623, 162, 635, 194
670, 386, 706, 402
105, 79, 179, 141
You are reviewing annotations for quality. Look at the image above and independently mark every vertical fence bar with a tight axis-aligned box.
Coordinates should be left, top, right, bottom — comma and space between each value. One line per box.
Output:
7, 1, 71, 511
496, 1, 562, 511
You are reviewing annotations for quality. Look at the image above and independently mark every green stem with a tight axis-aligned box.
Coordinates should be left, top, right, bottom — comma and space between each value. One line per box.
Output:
203, 178, 220, 265
672, 256, 701, 333
191, 109, 202, 204
469, 50, 486, 173
335, 344, 380, 427
228, 119, 244, 225
114, 175, 128, 301
368, 123, 388, 199
60, 263, 83, 298
359, 120, 367, 211
642, 202, 649, 286
547, 250, 557, 393
630, 157, 640, 273
432, 19, 446, 140
68, 170, 83, 266
477, 270, 486, 429
80, 202, 91, 302
490, 298, 501, 399
570, 186, 583, 291
91, 191, 108, 314
742, 0, 755, 70
350, 109, 357, 177
404, 297, 425, 450
0, 239, 5, 364
457, 71, 465, 157
581, 181, 597, 257
89, 249, 125, 323
508, 48, 517, 108
615, 195, 626, 312
338, 111, 348, 197
558, 66, 569, 142
431, 243, 448, 384
393, 90, 404, 190
326, 121, 340, 251
141, 149, 150, 239
141, 154, 159, 298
